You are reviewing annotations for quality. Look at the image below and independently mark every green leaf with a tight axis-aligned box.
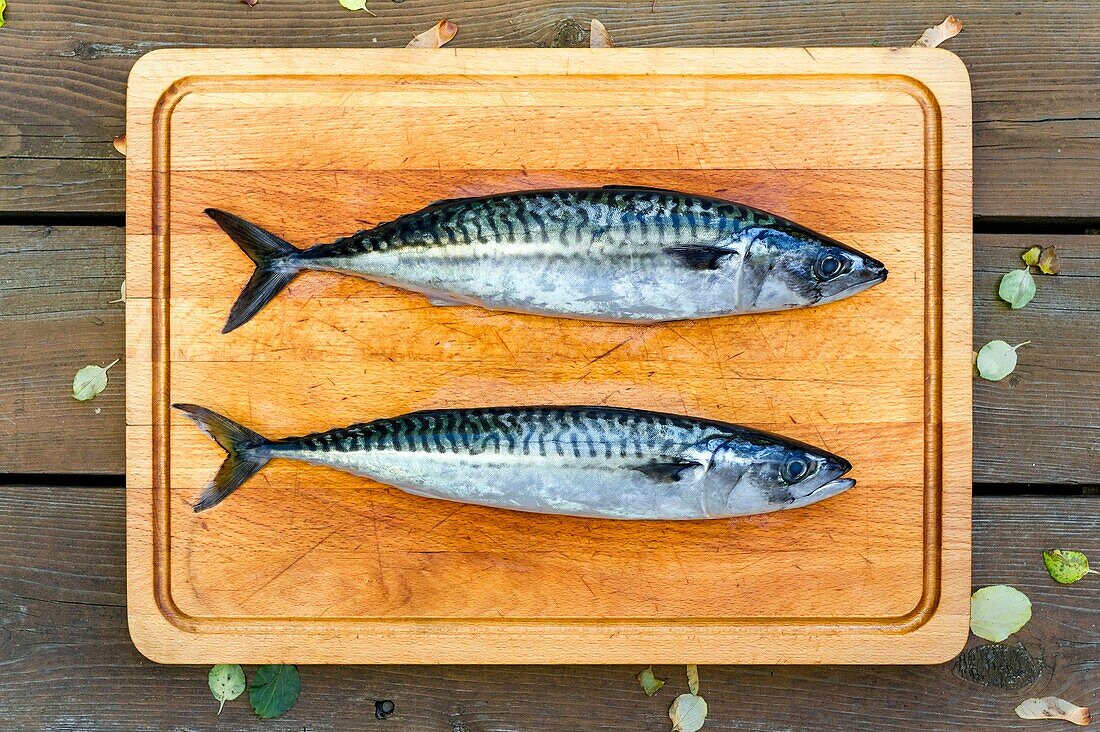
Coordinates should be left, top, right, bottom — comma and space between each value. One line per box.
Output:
975, 340, 1029, 382
636, 667, 665, 696
338, 0, 366, 9
0, 0, 6, 29
970, 585, 1032, 642
1022, 246, 1041, 266
998, 267, 1036, 309
72, 359, 119, 401
248, 664, 301, 720
685, 664, 699, 696
668, 693, 708, 732
208, 664, 246, 715
1043, 550, 1096, 585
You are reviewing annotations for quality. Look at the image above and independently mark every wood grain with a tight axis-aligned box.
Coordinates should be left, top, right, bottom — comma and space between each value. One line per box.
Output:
0, 226, 126, 473
123, 49, 971, 663
973, 236, 1100, 484
0, 1, 1097, 217
4, 227, 1093, 481
1, 486, 1095, 731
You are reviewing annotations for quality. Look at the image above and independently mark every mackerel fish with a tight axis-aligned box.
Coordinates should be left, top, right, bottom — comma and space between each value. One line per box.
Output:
176, 403, 855, 520
206, 187, 887, 333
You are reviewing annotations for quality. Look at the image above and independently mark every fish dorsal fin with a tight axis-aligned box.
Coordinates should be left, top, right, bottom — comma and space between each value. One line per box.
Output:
416, 195, 476, 215
634, 459, 702, 483
601, 184, 680, 195
425, 196, 466, 209
665, 245, 737, 271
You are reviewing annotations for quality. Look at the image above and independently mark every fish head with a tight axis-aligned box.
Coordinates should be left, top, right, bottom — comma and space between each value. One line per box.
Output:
709, 437, 855, 515
740, 223, 888, 310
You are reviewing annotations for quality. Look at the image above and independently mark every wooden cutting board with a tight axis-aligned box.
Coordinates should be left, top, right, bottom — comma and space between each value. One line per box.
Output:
126, 48, 972, 664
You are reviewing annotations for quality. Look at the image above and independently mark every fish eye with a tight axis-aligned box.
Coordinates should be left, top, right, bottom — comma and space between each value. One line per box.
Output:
781, 458, 810, 484
814, 254, 844, 280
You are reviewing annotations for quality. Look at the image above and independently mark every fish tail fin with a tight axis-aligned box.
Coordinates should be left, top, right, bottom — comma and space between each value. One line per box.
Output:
173, 403, 272, 512
205, 208, 304, 334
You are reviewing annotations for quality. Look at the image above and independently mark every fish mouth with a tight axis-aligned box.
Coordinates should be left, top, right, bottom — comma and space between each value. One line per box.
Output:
857, 260, 889, 288
808, 477, 856, 498
821, 268, 888, 303
864, 270, 888, 287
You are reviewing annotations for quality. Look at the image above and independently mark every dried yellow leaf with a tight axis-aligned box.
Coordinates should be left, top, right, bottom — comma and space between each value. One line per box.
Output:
406, 19, 458, 48
1015, 697, 1091, 726
590, 19, 614, 48
1038, 245, 1061, 275
686, 664, 699, 695
913, 16, 963, 48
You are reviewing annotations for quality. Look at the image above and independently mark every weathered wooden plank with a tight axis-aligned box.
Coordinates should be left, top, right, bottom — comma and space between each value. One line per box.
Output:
0, 487, 1094, 730
973, 235, 1100, 484
2, 227, 1095, 482
1, 1, 1097, 217
0, 226, 125, 473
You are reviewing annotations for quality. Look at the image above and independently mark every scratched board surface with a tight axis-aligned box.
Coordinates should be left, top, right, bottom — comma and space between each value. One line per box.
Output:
125, 49, 972, 664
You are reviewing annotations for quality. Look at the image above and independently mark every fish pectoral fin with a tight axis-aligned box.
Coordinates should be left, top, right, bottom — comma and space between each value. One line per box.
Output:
633, 459, 702, 483
665, 245, 736, 271
426, 294, 466, 307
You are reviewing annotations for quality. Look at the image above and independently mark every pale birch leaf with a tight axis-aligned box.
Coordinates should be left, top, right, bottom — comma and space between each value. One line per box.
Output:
669, 694, 707, 732
636, 667, 665, 696
976, 340, 1029, 382
970, 585, 1032, 642
72, 359, 120, 401
208, 664, 246, 715
999, 267, 1036, 309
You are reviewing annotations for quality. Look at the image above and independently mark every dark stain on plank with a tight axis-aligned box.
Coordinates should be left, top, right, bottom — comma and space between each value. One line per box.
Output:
543, 18, 590, 48
64, 40, 173, 60
956, 640, 1045, 690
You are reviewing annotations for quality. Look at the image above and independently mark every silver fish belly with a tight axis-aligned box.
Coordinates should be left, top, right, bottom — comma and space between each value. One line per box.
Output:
206, 187, 887, 333
175, 404, 855, 520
